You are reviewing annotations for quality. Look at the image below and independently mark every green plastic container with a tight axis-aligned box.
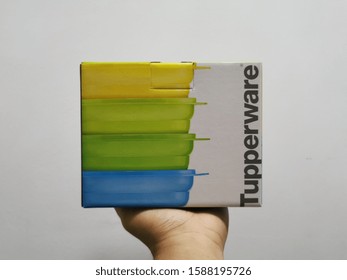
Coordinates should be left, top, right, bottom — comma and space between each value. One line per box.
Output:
82, 134, 209, 170
83, 156, 190, 171
82, 120, 191, 134
81, 98, 206, 134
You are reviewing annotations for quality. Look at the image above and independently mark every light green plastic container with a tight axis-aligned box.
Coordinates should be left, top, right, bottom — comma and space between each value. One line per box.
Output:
81, 98, 206, 134
82, 134, 209, 170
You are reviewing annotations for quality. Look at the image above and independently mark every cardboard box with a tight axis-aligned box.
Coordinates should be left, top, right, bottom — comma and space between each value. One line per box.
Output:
80, 62, 262, 207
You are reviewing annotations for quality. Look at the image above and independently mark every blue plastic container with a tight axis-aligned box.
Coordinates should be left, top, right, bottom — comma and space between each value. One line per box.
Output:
82, 170, 208, 207
83, 192, 190, 207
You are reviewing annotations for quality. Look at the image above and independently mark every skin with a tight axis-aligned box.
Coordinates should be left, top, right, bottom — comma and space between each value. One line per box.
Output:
116, 207, 229, 260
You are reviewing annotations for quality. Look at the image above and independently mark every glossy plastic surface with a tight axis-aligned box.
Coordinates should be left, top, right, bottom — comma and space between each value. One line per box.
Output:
82, 134, 209, 170
83, 192, 190, 207
81, 62, 195, 99
82, 170, 208, 193
82, 155, 190, 171
82, 134, 199, 157
81, 98, 201, 122
81, 98, 205, 134
83, 120, 190, 134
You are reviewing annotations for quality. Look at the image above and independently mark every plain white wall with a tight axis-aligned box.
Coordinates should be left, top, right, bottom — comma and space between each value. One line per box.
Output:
0, 0, 346, 259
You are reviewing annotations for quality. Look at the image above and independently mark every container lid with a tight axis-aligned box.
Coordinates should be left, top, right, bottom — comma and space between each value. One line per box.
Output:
82, 98, 206, 105
82, 133, 210, 141
82, 170, 209, 177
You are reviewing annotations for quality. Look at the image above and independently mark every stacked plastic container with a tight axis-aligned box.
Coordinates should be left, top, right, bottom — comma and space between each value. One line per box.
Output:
81, 62, 208, 207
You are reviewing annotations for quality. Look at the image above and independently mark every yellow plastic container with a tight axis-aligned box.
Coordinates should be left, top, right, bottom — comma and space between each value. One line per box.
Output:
81, 62, 196, 98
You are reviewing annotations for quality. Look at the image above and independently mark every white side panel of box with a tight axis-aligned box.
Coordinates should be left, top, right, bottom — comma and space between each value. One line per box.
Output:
187, 63, 262, 207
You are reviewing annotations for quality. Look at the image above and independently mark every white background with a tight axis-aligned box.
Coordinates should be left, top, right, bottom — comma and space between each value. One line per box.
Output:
0, 0, 346, 259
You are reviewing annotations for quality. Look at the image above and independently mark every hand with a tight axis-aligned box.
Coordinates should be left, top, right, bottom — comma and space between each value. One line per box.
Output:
116, 207, 229, 260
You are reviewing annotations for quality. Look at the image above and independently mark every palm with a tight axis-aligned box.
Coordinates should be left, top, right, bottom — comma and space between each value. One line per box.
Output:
116, 208, 229, 258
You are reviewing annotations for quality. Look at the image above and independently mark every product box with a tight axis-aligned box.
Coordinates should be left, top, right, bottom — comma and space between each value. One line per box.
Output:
80, 62, 262, 207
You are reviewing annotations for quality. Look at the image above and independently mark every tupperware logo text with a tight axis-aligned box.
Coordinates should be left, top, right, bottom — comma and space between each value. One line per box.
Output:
241, 65, 261, 206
